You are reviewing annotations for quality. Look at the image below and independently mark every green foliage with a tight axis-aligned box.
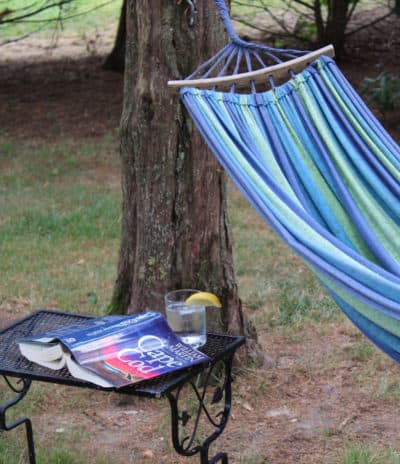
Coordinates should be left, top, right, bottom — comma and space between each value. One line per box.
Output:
1, 0, 121, 44
339, 443, 400, 464
293, 18, 317, 42
86, 290, 98, 305
233, 0, 394, 55
318, 0, 358, 6
395, 0, 400, 15
361, 72, 400, 113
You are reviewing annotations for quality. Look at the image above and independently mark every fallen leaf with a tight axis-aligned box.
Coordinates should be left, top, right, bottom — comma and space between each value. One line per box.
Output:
243, 402, 253, 411
11, 297, 31, 307
339, 414, 357, 430
143, 449, 154, 459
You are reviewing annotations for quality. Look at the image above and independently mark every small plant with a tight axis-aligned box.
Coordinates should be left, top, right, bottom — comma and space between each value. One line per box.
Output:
0, 437, 25, 464
0, 140, 15, 159
340, 443, 400, 464
361, 72, 400, 113
376, 375, 400, 400
344, 341, 375, 362
293, 18, 317, 42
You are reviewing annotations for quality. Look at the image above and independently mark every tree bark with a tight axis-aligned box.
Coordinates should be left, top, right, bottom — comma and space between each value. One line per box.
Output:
103, 0, 126, 73
322, 0, 351, 57
110, 0, 258, 362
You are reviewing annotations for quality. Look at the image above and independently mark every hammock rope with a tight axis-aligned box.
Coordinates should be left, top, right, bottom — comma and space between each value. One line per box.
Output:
181, 0, 314, 92
171, 1, 400, 363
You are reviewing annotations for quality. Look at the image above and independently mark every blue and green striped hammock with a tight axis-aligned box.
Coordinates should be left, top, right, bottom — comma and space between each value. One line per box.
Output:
169, 1, 400, 362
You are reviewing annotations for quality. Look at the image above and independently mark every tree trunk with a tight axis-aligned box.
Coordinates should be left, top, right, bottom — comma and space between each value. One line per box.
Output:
103, 0, 126, 73
313, 0, 325, 47
110, 0, 258, 362
323, 0, 350, 57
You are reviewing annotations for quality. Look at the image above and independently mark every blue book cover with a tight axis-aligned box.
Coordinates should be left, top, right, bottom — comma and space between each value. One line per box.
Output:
19, 311, 210, 388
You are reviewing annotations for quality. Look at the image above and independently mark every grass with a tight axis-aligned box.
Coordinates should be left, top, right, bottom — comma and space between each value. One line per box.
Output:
343, 340, 377, 362
228, 183, 340, 328
0, 134, 121, 462
0, 133, 342, 323
376, 375, 400, 400
0, 429, 113, 464
0, 378, 118, 463
339, 443, 400, 464
1, 0, 121, 43
0, 432, 25, 464
0, 136, 120, 313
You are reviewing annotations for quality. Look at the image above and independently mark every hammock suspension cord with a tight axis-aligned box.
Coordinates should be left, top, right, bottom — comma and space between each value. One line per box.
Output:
169, 0, 334, 92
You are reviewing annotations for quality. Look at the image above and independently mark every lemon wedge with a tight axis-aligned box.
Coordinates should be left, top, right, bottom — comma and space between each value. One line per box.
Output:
184, 291, 222, 308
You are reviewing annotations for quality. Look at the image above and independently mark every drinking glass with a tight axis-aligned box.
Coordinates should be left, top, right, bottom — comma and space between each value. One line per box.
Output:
164, 289, 206, 349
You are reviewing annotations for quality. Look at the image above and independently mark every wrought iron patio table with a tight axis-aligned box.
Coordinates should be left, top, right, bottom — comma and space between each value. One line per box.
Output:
0, 310, 244, 464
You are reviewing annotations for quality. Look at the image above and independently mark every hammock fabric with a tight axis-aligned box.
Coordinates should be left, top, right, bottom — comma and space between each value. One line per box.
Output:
176, 2, 400, 362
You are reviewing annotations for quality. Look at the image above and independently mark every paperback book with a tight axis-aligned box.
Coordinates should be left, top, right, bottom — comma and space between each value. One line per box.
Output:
18, 311, 210, 388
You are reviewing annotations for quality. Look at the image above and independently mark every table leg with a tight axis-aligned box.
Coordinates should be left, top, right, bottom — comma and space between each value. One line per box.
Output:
0, 376, 36, 464
166, 355, 234, 464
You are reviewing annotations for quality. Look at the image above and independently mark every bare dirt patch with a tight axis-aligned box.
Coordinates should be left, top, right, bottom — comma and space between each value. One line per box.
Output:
1, 16, 400, 464
7, 319, 400, 464
0, 54, 122, 142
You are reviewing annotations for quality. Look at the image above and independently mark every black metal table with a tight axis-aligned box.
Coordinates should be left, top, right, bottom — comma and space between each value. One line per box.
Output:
0, 310, 244, 464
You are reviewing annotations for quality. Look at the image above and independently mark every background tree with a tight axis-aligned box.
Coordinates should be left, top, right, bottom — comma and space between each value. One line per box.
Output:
103, 0, 126, 72
109, 0, 258, 361
232, 0, 398, 57
0, 0, 119, 46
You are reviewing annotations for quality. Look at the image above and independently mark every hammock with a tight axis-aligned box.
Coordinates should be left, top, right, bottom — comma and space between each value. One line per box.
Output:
169, 1, 400, 362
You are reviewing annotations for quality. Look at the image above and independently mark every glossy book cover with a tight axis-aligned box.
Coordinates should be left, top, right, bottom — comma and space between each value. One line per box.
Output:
20, 312, 210, 388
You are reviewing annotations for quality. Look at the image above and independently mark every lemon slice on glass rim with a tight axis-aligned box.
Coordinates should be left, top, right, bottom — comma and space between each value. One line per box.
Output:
184, 291, 222, 308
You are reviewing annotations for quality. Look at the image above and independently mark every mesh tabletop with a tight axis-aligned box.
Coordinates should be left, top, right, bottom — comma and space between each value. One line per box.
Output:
0, 310, 244, 397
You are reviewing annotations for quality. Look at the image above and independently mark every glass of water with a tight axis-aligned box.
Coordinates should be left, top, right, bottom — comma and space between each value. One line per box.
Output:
164, 289, 207, 349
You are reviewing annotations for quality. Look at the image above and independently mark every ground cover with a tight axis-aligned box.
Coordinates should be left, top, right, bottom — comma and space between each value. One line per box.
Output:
1, 6, 400, 464
1, 0, 121, 45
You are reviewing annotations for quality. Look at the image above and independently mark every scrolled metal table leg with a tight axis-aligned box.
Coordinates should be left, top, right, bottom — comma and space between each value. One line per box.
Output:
166, 354, 234, 464
0, 375, 36, 464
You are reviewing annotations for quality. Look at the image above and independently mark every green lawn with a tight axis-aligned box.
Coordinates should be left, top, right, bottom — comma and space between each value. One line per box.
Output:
1, 0, 122, 42
0, 132, 339, 323
0, 136, 121, 314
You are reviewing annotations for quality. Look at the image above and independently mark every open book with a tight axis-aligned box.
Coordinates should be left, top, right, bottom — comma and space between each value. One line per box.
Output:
18, 311, 210, 388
